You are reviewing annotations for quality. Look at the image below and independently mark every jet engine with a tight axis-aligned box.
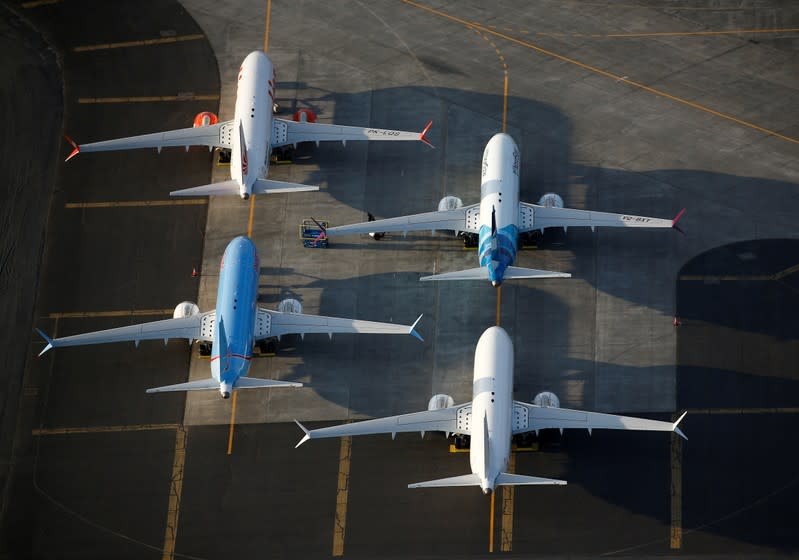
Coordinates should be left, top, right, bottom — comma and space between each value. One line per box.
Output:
533, 391, 560, 409
173, 301, 200, 318
537, 193, 564, 208
277, 298, 303, 314
293, 108, 317, 123
193, 111, 219, 128
437, 196, 463, 212
427, 393, 455, 410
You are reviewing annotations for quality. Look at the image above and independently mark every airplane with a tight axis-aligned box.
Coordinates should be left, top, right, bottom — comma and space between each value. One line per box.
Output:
63, 50, 433, 199
295, 326, 686, 494
36, 236, 423, 399
319, 133, 685, 286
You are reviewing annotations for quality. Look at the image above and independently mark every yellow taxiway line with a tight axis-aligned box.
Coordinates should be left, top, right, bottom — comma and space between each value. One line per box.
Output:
332, 436, 353, 556
226, 392, 239, 455
671, 423, 683, 549
400, 0, 799, 147
496, 286, 502, 326
73, 34, 205, 53
488, 491, 496, 552
161, 426, 187, 560
20, 0, 59, 7
78, 95, 220, 104
501, 452, 517, 551
65, 200, 207, 209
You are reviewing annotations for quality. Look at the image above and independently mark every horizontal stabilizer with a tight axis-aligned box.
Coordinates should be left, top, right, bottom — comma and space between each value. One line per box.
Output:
234, 377, 302, 389
496, 473, 567, 486
146, 379, 220, 393
170, 180, 240, 197
503, 266, 571, 280
420, 266, 570, 282
252, 178, 319, 195
408, 474, 482, 488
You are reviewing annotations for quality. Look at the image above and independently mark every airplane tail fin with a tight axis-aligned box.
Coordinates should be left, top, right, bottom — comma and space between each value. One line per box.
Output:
495, 473, 567, 486
252, 178, 319, 195
419, 266, 570, 282
408, 473, 482, 488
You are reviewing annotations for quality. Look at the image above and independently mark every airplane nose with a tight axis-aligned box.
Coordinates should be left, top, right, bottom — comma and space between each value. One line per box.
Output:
241, 192, 250, 200
491, 280, 501, 288
482, 487, 493, 495
221, 391, 230, 399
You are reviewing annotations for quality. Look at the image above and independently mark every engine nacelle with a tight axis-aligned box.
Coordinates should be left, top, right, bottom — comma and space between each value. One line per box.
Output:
193, 111, 219, 128
537, 193, 564, 209
173, 301, 200, 319
533, 391, 560, 408
438, 196, 463, 212
293, 108, 317, 123
277, 298, 303, 314
428, 394, 455, 411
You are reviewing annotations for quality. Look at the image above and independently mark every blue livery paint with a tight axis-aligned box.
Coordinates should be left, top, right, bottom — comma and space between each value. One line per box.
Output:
211, 236, 259, 391
478, 224, 519, 285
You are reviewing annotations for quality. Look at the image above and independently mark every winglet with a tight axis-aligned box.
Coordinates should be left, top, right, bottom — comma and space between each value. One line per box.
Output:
671, 208, 686, 235
419, 121, 434, 148
64, 134, 80, 162
673, 410, 688, 441
294, 419, 311, 448
35, 328, 54, 356
409, 314, 424, 342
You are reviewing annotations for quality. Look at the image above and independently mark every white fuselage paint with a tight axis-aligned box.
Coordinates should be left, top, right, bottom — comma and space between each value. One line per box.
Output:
231, 51, 275, 198
469, 326, 514, 494
478, 133, 521, 285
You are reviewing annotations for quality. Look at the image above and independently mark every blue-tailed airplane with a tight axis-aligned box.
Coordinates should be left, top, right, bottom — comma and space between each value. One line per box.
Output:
37, 236, 423, 398
320, 133, 685, 286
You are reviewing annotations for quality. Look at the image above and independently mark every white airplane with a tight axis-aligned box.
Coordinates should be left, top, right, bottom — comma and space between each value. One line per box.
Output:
36, 236, 423, 398
64, 50, 433, 199
321, 133, 684, 286
295, 326, 686, 494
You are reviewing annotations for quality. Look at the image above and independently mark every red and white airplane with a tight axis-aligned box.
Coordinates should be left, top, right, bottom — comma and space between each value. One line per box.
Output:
65, 50, 433, 199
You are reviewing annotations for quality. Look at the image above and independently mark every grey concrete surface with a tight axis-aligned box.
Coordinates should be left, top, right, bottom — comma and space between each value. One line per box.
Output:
5, 0, 799, 557
0, 2, 63, 528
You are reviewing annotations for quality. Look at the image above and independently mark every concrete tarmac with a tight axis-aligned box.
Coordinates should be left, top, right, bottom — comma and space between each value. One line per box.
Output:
3, 0, 799, 558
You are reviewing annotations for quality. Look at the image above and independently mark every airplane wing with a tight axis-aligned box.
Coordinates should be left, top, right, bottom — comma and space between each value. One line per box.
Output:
257, 309, 424, 341
65, 121, 234, 160
36, 311, 214, 356
325, 204, 481, 237
513, 401, 687, 439
520, 203, 683, 233
272, 119, 433, 148
294, 403, 469, 447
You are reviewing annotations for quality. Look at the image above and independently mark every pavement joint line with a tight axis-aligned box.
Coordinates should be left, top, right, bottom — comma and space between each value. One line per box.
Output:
20, 0, 59, 7
400, 0, 799, 147
46, 309, 173, 319
599, 28, 799, 38
65, 199, 207, 209
670, 415, 683, 549
161, 425, 187, 560
332, 435, 352, 557
501, 452, 516, 551
78, 95, 220, 104
73, 34, 205, 52
32, 423, 180, 436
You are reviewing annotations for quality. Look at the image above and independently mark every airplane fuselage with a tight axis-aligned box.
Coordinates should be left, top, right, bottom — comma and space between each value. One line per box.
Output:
211, 236, 260, 397
478, 133, 521, 286
469, 326, 513, 493
231, 51, 276, 198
